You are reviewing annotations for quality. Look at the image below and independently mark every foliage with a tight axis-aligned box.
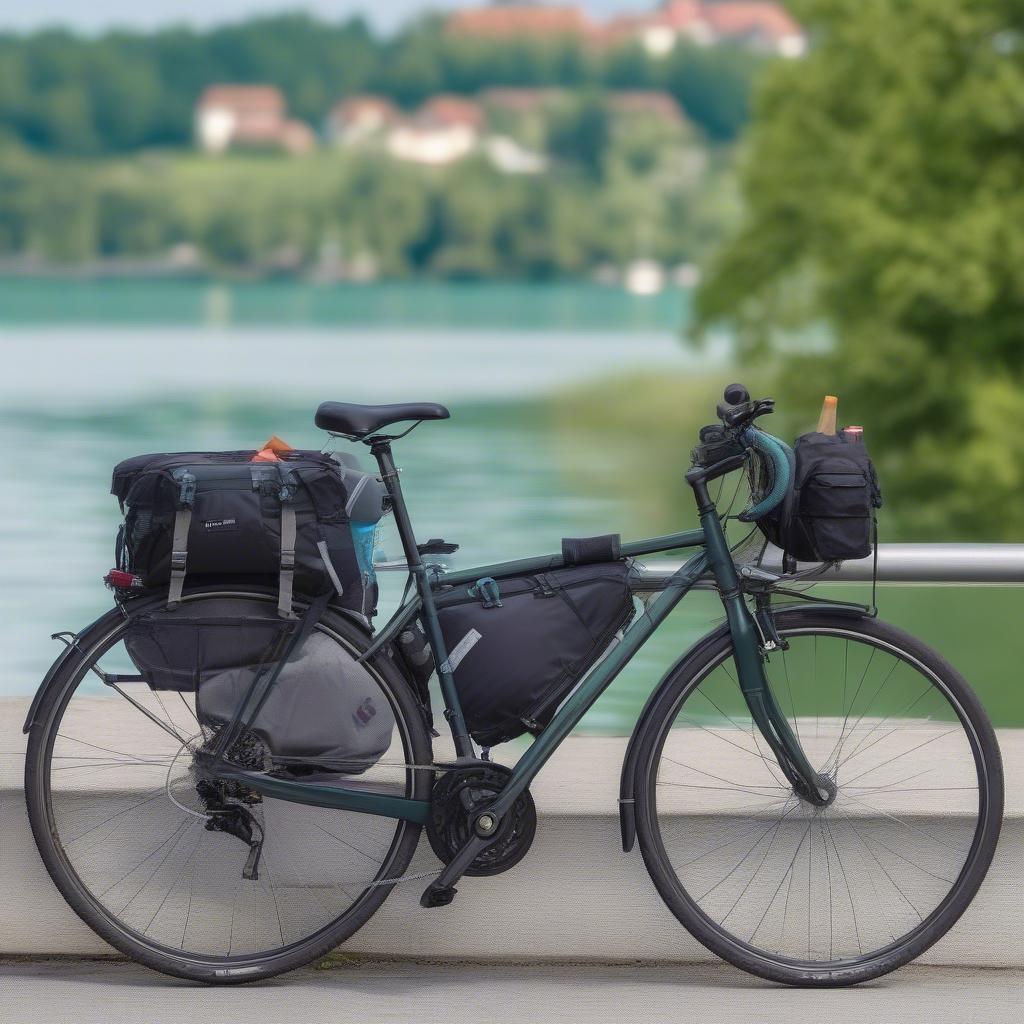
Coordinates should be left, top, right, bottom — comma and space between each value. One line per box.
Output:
0, 14, 765, 155
697, 0, 1024, 541
547, 93, 611, 180
0, 142, 734, 278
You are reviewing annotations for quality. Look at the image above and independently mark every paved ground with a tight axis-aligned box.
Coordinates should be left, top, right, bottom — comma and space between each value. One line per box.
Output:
0, 959, 1019, 1024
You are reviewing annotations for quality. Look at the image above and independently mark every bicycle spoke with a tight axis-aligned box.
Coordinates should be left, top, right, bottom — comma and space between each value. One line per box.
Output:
36, 595, 422, 967
650, 622, 991, 972
841, 728, 962, 787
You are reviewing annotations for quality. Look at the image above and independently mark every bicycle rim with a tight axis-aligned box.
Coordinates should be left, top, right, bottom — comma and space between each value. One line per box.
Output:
639, 617, 1001, 980
27, 593, 426, 975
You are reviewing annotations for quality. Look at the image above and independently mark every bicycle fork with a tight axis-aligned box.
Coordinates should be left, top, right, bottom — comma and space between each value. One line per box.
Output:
691, 472, 834, 807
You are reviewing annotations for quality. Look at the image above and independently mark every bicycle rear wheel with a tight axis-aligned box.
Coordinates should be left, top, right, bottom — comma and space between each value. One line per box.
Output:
25, 588, 432, 983
633, 608, 1003, 986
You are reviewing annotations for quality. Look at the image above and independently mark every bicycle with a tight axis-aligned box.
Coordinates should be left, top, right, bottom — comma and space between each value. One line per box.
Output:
23, 384, 1004, 986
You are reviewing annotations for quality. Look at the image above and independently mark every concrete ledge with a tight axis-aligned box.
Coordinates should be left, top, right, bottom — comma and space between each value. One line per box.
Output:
2, 699, 1020, 966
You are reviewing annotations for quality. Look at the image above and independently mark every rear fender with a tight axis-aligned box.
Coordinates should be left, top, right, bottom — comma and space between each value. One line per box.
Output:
22, 587, 377, 734
23, 605, 131, 733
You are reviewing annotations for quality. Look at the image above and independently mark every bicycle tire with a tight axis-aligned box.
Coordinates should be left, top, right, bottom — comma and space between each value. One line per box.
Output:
632, 607, 1003, 987
24, 585, 433, 984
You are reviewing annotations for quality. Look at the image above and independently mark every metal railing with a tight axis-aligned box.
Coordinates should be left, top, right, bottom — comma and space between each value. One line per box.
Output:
645, 544, 1024, 586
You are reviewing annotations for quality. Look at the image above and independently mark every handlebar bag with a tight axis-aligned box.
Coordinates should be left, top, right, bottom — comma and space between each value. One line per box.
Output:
124, 596, 395, 774
434, 561, 636, 747
111, 450, 387, 618
759, 433, 882, 563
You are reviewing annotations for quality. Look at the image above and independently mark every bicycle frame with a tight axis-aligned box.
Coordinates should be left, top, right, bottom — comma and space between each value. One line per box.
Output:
213, 438, 831, 827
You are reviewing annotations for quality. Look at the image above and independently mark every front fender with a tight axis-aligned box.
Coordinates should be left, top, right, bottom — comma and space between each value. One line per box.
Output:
618, 620, 731, 851
617, 599, 868, 851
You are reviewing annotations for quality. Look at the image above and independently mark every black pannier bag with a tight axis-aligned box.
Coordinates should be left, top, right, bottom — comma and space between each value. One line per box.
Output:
435, 561, 636, 747
112, 450, 384, 619
754, 432, 883, 563
123, 596, 395, 774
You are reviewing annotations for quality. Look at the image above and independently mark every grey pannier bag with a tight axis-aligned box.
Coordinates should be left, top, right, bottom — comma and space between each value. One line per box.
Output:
124, 596, 395, 774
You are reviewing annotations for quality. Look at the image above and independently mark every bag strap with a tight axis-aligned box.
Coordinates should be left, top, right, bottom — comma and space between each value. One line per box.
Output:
209, 591, 332, 763
278, 503, 297, 619
288, 465, 347, 602
166, 472, 196, 609
316, 538, 345, 598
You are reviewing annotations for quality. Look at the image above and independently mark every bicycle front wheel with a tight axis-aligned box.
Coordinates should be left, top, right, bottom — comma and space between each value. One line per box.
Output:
633, 608, 1003, 986
25, 588, 432, 983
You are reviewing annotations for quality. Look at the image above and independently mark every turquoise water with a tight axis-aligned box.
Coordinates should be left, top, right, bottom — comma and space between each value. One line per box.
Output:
0, 277, 693, 331
1, 279, 1021, 731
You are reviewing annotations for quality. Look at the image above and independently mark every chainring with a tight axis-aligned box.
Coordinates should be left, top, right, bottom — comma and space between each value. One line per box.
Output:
426, 764, 537, 877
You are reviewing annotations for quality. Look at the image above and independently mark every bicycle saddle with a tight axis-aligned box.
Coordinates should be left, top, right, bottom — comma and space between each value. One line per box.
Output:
315, 401, 450, 438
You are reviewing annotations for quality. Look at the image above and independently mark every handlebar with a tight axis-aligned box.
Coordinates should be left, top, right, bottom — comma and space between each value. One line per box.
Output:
717, 382, 776, 429
738, 427, 793, 522
693, 383, 794, 523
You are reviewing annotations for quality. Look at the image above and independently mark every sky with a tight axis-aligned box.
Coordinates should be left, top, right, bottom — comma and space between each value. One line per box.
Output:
0, 1, 655, 35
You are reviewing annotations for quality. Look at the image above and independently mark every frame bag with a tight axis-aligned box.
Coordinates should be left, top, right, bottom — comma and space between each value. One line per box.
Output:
435, 561, 635, 747
757, 432, 882, 563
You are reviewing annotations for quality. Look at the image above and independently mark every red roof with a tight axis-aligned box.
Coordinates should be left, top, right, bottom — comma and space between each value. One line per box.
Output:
197, 84, 286, 115
703, 3, 801, 40
447, 5, 592, 37
330, 95, 400, 122
660, 1, 706, 29
417, 95, 486, 130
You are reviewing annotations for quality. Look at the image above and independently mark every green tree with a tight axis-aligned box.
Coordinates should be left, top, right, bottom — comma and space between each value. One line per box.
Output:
548, 92, 611, 180
660, 43, 763, 142
698, 0, 1024, 540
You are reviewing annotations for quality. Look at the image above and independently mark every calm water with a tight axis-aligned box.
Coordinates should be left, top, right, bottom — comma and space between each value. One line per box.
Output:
2, 279, 1021, 730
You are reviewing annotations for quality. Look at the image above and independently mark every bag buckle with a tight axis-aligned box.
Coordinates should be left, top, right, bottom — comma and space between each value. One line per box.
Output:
177, 471, 196, 508
533, 574, 557, 599
170, 550, 188, 572
469, 576, 502, 609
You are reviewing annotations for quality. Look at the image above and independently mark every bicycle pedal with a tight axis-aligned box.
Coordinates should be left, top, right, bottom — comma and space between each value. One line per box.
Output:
420, 883, 458, 908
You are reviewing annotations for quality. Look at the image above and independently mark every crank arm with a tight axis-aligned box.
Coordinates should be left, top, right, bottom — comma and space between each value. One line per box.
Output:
420, 833, 493, 908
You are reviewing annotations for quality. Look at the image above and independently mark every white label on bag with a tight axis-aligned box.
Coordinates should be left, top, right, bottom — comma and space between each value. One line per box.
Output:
441, 628, 482, 674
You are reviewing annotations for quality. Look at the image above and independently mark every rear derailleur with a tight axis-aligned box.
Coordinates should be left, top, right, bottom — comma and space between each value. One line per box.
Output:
194, 731, 270, 881
196, 779, 265, 880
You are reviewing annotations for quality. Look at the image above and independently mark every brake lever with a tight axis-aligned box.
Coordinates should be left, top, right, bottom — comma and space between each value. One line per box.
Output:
718, 397, 775, 428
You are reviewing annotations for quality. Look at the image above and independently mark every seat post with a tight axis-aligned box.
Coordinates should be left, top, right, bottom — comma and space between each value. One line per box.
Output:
369, 439, 421, 571
369, 437, 475, 757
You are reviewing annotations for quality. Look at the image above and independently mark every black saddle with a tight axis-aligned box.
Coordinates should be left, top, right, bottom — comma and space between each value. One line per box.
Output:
315, 401, 450, 439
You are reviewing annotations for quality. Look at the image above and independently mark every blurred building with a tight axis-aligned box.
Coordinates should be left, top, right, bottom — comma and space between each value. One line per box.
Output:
195, 85, 317, 155
448, 1, 806, 59
606, 90, 686, 124
386, 95, 486, 166
325, 95, 400, 146
325, 87, 684, 170
446, 5, 592, 38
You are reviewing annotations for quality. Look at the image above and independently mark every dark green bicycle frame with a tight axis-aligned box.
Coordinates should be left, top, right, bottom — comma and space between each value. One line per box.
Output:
214, 440, 829, 825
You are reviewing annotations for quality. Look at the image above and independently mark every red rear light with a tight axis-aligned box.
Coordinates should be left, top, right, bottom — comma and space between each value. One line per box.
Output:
105, 570, 143, 590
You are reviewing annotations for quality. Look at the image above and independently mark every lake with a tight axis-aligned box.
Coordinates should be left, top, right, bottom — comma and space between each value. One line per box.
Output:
1, 278, 1020, 730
